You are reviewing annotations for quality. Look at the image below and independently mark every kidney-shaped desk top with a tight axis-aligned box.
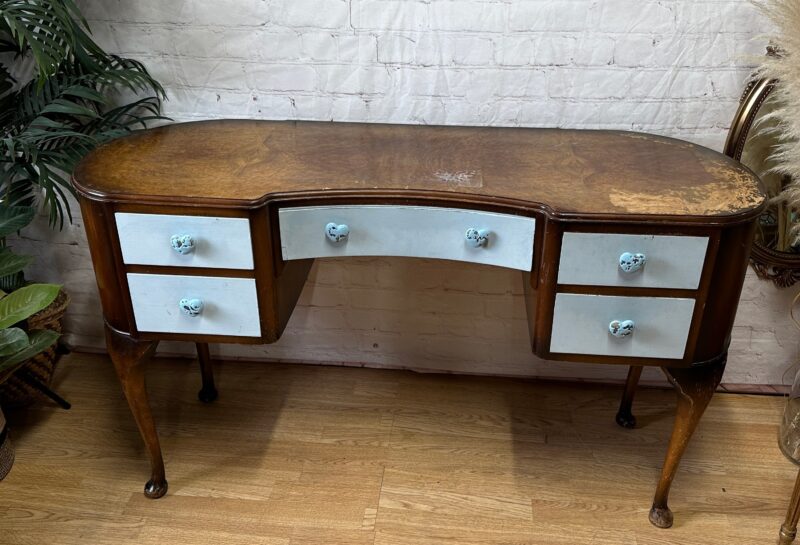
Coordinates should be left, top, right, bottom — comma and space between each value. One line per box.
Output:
73, 120, 765, 529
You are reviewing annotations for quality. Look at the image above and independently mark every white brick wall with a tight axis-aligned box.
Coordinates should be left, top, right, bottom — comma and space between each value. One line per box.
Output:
19, 0, 797, 386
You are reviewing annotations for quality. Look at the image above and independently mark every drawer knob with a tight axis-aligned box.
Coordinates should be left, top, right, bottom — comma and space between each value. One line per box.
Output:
465, 228, 491, 248
171, 234, 196, 255
609, 319, 635, 338
325, 223, 350, 243
179, 298, 204, 317
619, 252, 646, 273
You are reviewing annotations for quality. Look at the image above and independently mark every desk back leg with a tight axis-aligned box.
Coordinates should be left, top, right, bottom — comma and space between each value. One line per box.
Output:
649, 358, 726, 528
105, 325, 166, 498
616, 365, 643, 429
196, 343, 218, 403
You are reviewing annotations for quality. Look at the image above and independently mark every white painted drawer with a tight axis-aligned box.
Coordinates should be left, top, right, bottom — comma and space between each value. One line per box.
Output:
558, 233, 708, 289
550, 293, 695, 359
116, 213, 253, 269
127, 273, 260, 337
279, 205, 536, 271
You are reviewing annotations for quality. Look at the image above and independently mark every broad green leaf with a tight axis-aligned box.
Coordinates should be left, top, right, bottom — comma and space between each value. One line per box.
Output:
0, 283, 60, 329
0, 248, 34, 278
0, 329, 59, 375
0, 206, 35, 238
0, 327, 28, 356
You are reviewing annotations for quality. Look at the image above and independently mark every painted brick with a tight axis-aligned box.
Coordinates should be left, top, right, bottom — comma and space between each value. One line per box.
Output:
281, 0, 351, 28
391, 68, 471, 97
337, 34, 379, 63
509, 2, 594, 32
594, 0, 676, 33
352, 0, 429, 31
318, 65, 392, 94
548, 68, 631, 99
193, 0, 268, 26
429, 1, 507, 33
247, 64, 317, 92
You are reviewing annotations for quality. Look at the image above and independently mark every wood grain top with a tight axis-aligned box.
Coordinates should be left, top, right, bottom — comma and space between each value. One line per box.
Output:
73, 120, 765, 222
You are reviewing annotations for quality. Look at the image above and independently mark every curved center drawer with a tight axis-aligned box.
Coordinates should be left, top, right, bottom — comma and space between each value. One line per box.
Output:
278, 205, 536, 271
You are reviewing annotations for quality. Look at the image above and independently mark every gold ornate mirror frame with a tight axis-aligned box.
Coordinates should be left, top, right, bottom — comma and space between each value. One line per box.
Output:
724, 76, 800, 287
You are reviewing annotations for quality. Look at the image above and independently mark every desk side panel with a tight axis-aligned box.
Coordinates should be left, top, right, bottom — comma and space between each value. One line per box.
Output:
80, 197, 132, 333
693, 221, 756, 363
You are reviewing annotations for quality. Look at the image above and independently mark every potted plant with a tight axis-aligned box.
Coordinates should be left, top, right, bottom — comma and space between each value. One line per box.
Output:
0, 278, 60, 480
0, 1, 165, 403
0, 206, 60, 478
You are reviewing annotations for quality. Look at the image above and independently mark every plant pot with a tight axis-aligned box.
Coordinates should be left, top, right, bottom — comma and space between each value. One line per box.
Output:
0, 406, 13, 480
0, 288, 70, 408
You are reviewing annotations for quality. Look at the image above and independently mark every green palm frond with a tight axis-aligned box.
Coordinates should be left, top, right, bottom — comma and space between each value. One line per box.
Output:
0, 0, 168, 229
0, 0, 83, 81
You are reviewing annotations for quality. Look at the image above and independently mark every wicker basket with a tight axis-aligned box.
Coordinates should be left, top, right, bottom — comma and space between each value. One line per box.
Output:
0, 408, 12, 480
0, 289, 70, 409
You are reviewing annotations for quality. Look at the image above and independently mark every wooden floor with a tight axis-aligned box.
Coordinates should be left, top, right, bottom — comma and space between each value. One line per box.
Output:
0, 353, 796, 545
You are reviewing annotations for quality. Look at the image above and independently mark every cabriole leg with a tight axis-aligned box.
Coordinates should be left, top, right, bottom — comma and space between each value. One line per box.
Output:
105, 325, 166, 498
196, 342, 218, 403
649, 358, 726, 528
616, 365, 643, 429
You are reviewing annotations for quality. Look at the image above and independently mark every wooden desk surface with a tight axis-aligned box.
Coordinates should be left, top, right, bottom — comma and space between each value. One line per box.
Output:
74, 120, 765, 222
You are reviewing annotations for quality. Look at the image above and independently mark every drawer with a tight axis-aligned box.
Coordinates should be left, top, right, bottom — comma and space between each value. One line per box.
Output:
558, 233, 708, 289
127, 273, 260, 336
549, 293, 695, 359
279, 205, 536, 271
116, 213, 253, 269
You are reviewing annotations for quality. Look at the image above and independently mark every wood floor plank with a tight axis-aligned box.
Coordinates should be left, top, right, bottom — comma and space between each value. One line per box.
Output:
0, 352, 795, 545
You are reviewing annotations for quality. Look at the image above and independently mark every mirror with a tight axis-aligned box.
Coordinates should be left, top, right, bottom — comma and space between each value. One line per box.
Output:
724, 77, 800, 287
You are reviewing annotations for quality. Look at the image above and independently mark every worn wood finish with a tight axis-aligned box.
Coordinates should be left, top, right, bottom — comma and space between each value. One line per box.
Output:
74, 120, 763, 221
73, 120, 767, 527
1, 353, 796, 545
650, 359, 727, 528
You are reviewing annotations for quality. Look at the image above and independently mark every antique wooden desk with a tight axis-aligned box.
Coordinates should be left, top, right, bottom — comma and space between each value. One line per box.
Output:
73, 120, 765, 529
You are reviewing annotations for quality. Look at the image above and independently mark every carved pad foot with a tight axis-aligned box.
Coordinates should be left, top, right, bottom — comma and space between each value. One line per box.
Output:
198, 386, 218, 404
615, 410, 636, 429
144, 478, 168, 499
649, 506, 674, 529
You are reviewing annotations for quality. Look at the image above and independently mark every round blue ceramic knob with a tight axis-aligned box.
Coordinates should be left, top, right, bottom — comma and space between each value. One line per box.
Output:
465, 228, 491, 248
171, 234, 196, 255
179, 298, 204, 317
619, 252, 646, 273
609, 319, 635, 338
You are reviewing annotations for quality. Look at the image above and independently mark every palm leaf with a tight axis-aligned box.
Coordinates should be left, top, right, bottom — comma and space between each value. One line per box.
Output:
0, 205, 34, 237
0, 0, 79, 80
0, 0, 166, 230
